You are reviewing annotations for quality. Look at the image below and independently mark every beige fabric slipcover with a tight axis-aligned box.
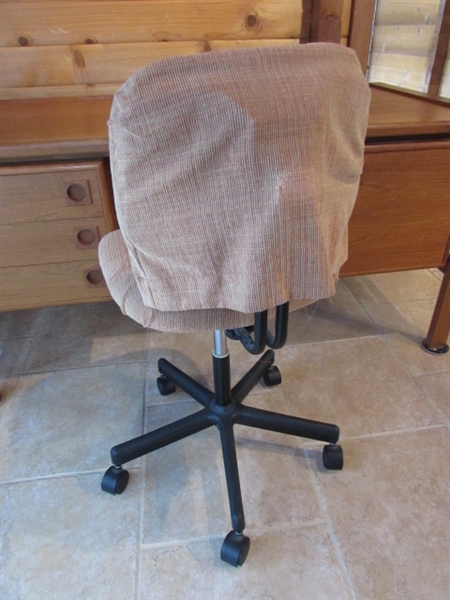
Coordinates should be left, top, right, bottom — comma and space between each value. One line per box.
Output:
100, 43, 370, 332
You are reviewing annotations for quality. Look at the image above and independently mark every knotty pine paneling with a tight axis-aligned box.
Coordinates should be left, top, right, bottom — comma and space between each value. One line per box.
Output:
1, 1, 304, 46
0, 39, 299, 90
0, 0, 353, 99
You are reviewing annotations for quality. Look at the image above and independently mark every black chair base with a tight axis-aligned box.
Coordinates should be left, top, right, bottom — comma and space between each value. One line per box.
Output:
101, 347, 343, 567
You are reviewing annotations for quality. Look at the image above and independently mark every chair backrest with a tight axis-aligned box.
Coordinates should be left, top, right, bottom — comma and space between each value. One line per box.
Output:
108, 43, 370, 315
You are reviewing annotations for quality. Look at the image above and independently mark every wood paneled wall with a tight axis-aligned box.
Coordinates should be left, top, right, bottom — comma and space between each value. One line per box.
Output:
0, 0, 353, 99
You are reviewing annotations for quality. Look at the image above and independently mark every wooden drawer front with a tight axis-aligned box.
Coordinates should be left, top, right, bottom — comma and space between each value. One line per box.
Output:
343, 144, 450, 276
1, 219, 107, 267
0, 160, 115, 310
1, 262, 109, 310
0, 161, 109, 224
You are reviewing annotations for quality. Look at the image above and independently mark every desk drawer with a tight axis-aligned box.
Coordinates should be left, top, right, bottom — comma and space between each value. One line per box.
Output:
343, 142, 450, 275
0, 161, 111, 224
1, 262, 110, 310
0, 160, 115, 310
1, 218, 108, 267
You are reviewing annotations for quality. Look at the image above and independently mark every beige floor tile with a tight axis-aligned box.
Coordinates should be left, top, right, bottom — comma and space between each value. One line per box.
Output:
363, 300, 450, 375
2, 268, 447, 597
140, 396, 324, 545
310, 427, 450, 600
0, 308, 43, 339
141, 400, 227, 542
0, 338, 33, 379
25, 301, 150, 372
416, 371, 450, 423
385, 332, 450, 376
277, 337, 442, 439
0, 363, 146, 480
344, 270, 441, 305
286, 281, 378, 345
0, 338, 33, 409
363, 298, 436, 338
429, 268, 444, 282
147, 331, 216, 400
1, 474, 140, 600
235, 438, 322, 531
139, 523, 353, 600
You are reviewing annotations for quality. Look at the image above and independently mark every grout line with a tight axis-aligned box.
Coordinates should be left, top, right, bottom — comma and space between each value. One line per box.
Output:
135, 453, 146, 600
301, 423, 448, 446
145, 397, 205, 410
352, 423, 448, 439
285, 332, 389, 351
139, 533, 225, 552
383, 333, 449, 381
0, 333, 37, 342
413, 374, 450, 426
414, 367, 450, 376
341, 278, 364, 306
343, 424, 449, 443
13, 336, 36, 377
428, 268, 444, 283
304, 449, 358, 600
0, 466, 142, 487
20, 358, 148, 377
135, 378, 151, 600
138, 517, 331, 553
353, 296, 442, 308
18, 308, 50, 372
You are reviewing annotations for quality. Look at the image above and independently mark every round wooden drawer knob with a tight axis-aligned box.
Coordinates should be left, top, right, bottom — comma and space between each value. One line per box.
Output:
84, 268, 105, 287
76, 227, 99, 248
67, 183, 87, 202
64, 180, 92, 206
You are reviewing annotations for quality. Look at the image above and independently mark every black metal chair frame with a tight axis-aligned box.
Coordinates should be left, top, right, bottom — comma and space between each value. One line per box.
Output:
101, 302, 343, 567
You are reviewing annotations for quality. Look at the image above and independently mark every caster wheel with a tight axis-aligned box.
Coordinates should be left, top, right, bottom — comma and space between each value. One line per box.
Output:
101, 466, 130, 495
322, 444, 344, 470
221, 531, 251, 567
262, 365, 282, 387
157, 376, 176, 396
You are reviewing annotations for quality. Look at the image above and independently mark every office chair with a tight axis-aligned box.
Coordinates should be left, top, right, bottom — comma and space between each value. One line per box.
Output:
99, 43, 370, 566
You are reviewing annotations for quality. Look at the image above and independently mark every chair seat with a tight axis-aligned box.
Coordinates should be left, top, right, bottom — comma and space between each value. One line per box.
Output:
100, 229, 312, 332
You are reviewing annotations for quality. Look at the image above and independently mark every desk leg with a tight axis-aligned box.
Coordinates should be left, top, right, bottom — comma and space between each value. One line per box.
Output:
422, 257, 450, 354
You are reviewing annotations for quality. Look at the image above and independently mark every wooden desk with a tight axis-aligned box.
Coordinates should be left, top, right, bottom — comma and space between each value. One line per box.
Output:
1, 85, 449, 350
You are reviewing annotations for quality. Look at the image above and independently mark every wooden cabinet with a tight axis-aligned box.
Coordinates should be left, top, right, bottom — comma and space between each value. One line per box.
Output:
0, 86, 449, 349
342, 141, 450, 275
0, 160, 115, 310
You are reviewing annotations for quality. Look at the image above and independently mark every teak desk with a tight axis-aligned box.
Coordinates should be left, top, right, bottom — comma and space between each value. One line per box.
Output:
1, 85, 449, 352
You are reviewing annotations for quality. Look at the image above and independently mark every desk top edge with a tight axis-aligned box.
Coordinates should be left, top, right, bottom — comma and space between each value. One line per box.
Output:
1, 87, 449, 162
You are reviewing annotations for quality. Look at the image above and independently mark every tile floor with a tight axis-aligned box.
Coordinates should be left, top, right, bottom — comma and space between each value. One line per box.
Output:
1, 270, 449, 600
